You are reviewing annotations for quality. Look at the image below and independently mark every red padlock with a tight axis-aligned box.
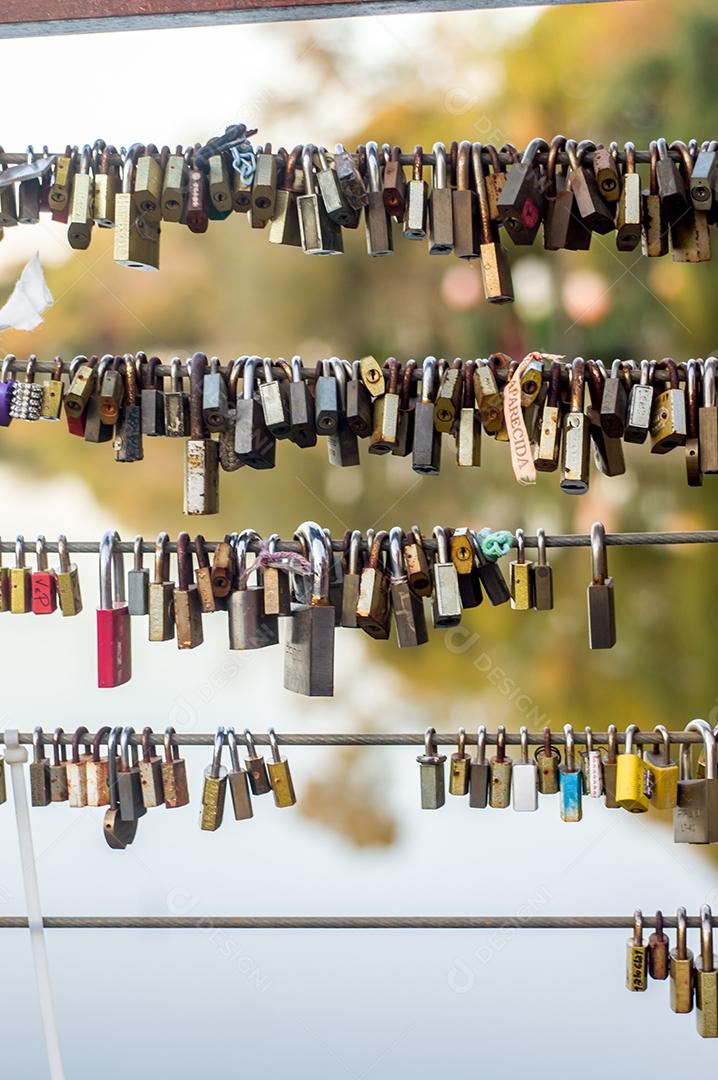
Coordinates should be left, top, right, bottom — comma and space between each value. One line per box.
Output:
97, 529, 132, 688
31, 534, 57, 615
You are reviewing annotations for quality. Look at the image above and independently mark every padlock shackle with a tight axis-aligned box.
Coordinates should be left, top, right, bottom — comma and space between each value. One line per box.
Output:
209, 727, 225, 779
93, 726, 111, 764
701, 905, 714, 971
432, 142, 447, 189
388, 526, 405, 580
681, 719, 716, 779
32, 725, 46, 764
163, 726, 180, 764
71, 725, 89, 765
590, 521, 609, 585
294, 521, 330, 604
475, 725, 486, 767
121, 726, 139, 770
676, 906, 688, 960
632, 909, 643, 947
107, 727, 122, 810
99, 529, 125, 610
52, 727, 66, 767
268, 727, 283, 764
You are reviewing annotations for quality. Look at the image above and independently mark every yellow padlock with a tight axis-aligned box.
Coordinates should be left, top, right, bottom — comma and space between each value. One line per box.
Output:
643, 723, 679, 810
615, 723, 650, 812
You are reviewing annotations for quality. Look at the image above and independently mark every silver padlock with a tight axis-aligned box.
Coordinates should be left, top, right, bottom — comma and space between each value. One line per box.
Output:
259, 357, 291, 439
283, 520, 335, 697
417, 726, 446, 809
512, 726, 538, 812
227, 530, 279, 650
202, 356, 228, 433
431, 524, 462, 628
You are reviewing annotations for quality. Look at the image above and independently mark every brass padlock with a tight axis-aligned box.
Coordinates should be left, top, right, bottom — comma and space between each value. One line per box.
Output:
200, 728, 228, 832
626, 910, 648, 992
267, 728, 297, 808
650, 358, 686, 454
509, 528, 533, 611
114, 143, 160, 271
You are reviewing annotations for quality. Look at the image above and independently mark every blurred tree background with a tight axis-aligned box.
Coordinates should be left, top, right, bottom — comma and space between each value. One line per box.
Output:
1, 0, 717, 826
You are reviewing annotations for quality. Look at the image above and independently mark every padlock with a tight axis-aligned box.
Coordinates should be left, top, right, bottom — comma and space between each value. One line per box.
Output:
263, 534, 292, 618
587, 521, 616, 650
298, 143, 343, 255
161, 727, 190, 809
417, 727, 447, 810
228, 530, 279, 650
593, 141, 621, 202
412, 357, 442, 475
148, 532, 175, 642
235, 355, 276, 469
356, 530, 391, 640
600, 359, 629, 438
654, 136, 688, 224
29, 727, 51, 807
127, 534, 150, 617
560, 358, 590, 494
450, 527, 482, 610
532, 528, 554, 611
615, 723, 650, 812
202, 356, 229, 433
194, 535, 217, 614
683, 359, 702, 487
114, 355, 143, 463
94, 144, 121, 226
602, 724, 619, 809
225, 727, 253, 820
490, 726, 512, 809
643, 723, 679, 810
161, 144, 187, 223
267, 727, 297, 808
164, 356, 189, 438
117, 726, 147, 823
455, 361, 481, 468
403, 144, 428, 240
534, 359, 563, 471
585, 361, 624, 479
431, 525, 462, 628
114, 144, 160, 270
86, 726, 112, 808
285, 355, 317, 448
40, 357, 65, 421
559, 724, 583, 822
49, 728, 69, 803
364, 141, 393, 256
48, 144, 74, 217
700, 356, 718, 473
534, 727, 561, 795
83, 355, 114, 445
315, 145, 357, 228
433, 359, 462, 434
10, 535, 31, 614
66, 726, 90, 808
580, 726, 604, 797
208, 147, 234, 218
382, 144, 407, 222
674, 719, 718, 844
259, 358, 290, 439
67, 144, 94, 250
211, 535, 234, 603
283, 521, 335, 697
185, 148, 209, 234
340, 529, 362, 629
243, 729, 272, 796
509, 528, 533, 611
626, 910, 648, 992
695, 905, 718, 1037
469, 725, 490, 809
103, 727, 138, 849
133, 144, 162, 221
690, 139, 717, 211
670, 907, 695, 1014
641, 141, 669, 258
566, 139, 615, 234
452, 141, 479, 259
174, 532, 203, 650
473, 142, 513, 302
616, 141, 642, 251
31, 534, 57, 615
428, 141, 453, 254
650, 358, 686, 454
0, 356, 17, 428
370, 359, 401, 454
513, 726, 538, 812
96, 530, 132, 688
497, 137, 548, 245
624, 359, 654, 444
448, 727, 470, 797
138, 727, 164, 809
184, 354, 219, 512
326, 359, 359, 468
199, 728, 228, 832
98, 356, 125, 427
648, 909, 670, 982
474, 532, 511, 606
10, 356, 44, 422
269, 145, 303, 247
670, 140, 711, 263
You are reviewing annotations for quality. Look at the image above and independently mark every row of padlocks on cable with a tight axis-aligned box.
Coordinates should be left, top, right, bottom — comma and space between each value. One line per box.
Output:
6, 719, 716, 845
626, 907, 718, 1039
1, 133, 717, 286
2, 522, 626, 694
0, 352, 715, 513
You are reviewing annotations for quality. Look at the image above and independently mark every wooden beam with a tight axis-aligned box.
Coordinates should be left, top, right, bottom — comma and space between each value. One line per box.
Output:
0, 0, 624, 39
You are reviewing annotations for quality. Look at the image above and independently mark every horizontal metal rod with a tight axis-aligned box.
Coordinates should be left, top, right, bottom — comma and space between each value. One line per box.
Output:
0, 146, 691, 168
2, 531, 718, 555
0, 915, 710, 929
1, 730, 708, 747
